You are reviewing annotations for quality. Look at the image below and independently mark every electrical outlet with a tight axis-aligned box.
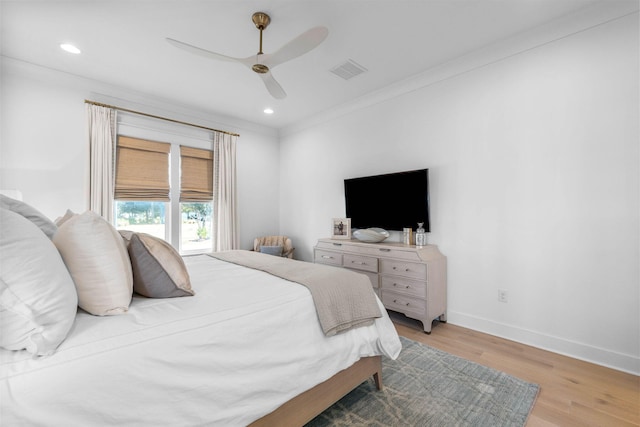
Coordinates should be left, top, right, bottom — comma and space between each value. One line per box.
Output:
498, 289, 508, 303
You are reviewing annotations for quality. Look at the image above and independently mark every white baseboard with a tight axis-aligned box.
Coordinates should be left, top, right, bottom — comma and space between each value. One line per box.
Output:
447, 311, 640, 376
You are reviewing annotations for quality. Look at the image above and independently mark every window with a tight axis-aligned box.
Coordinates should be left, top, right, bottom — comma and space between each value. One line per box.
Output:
113, 134, 214, 254
179, 146, 213, 253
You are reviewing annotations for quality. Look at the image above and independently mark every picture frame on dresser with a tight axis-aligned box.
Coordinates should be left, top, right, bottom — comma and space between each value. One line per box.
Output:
331, 218, 351, 239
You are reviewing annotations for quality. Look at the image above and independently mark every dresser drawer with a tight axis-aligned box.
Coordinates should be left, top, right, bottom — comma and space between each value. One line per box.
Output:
343, 254, 378, 273
381, 291, 426, 317
347, 268, 379, 289
380, 259, 426, 280
314, 250, 342, 267
380, 275, 426, 298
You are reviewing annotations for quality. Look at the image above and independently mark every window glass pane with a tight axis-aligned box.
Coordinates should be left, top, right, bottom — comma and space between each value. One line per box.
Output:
115, 201, 166, 240
181, 202, 212, 252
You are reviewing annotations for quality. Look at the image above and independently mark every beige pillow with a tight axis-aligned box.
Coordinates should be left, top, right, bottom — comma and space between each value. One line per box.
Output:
121, 232, 194, 298
0, 209, 77, 355
53, 211, 133, 316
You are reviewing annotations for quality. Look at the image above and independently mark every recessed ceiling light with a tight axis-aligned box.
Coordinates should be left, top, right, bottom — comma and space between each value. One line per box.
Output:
263, 108, 274, 115
60, 43, 81, 54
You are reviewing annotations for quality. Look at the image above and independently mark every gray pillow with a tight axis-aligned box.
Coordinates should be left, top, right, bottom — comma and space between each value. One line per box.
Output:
260, 245, 284, 256
0, 194, 57, 239
127, 233, 194, 298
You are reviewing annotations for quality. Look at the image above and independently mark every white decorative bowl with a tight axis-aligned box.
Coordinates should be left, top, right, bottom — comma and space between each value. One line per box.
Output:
352, 228, 390, 243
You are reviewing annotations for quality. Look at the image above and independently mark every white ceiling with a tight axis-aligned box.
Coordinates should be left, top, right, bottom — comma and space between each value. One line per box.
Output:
1, 0, 607, 129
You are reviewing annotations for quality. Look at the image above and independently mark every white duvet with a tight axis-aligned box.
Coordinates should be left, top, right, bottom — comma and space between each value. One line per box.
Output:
1, 254, 402, 426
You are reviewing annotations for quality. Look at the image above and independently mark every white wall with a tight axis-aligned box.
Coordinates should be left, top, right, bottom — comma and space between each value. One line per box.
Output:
279, 13, 639, 373
0, 58, 280, 251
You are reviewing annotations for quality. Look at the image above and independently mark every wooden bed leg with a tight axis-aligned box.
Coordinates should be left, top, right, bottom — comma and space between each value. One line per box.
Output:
373, 371, 383, 390
372, 354, 383, 390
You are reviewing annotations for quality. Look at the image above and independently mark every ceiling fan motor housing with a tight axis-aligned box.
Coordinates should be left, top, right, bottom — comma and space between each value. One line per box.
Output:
252, 63, 269, 73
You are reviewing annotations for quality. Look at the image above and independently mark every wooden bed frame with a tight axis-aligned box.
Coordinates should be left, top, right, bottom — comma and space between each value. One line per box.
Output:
249, 356, 383, 426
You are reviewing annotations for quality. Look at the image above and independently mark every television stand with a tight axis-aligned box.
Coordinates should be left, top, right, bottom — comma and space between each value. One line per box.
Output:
314, 238, 447, 333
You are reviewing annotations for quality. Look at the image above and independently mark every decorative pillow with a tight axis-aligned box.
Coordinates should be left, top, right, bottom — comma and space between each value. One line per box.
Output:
118, 230, 135, 248
54, 209, 77, 227
0, 209, 78, 355
53, 211, 133, 316
0, 194, 57, 239
122, 232, 194, 298
260, 245, 284, 256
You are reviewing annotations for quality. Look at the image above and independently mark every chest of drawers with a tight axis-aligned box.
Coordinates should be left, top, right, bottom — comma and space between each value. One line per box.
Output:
314, 238, 447, 333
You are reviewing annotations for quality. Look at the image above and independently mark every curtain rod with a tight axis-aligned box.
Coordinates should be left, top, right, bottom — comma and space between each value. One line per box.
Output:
84, 100, 240, 137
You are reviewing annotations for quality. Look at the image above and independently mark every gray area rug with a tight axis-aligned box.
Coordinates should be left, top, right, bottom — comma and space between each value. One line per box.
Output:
306, 336, 539, 427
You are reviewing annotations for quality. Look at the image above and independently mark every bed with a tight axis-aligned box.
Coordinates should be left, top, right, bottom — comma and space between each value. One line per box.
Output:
0, 197, 402, 426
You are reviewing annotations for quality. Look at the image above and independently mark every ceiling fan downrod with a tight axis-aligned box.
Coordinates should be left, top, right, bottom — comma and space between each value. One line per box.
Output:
251, 12, 270, 74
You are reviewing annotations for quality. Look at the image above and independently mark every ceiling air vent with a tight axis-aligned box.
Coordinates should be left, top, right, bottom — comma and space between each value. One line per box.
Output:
329, 59, 368, 80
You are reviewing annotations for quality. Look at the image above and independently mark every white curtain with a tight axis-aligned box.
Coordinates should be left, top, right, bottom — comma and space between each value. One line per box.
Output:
88, 105, 116, 222
213, 132, 239, 251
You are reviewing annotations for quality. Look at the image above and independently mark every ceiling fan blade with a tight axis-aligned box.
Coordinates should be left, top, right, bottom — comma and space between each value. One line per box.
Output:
166, 38, 240, 63
259, 71, 287, 99
264, 26, 329, 68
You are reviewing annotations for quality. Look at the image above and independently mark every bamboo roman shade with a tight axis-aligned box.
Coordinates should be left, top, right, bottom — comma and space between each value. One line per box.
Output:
115, 136, 171, 201
180, 146, 213, 202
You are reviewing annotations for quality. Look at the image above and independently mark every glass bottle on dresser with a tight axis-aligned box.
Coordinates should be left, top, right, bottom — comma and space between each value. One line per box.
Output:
415, 222, 426, 247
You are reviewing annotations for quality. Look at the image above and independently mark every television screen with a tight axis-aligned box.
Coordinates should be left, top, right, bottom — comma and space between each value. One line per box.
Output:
344, 169, 430, 232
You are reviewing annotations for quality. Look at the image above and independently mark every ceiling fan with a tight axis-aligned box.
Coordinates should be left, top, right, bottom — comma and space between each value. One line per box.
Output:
167, 12, 329, 99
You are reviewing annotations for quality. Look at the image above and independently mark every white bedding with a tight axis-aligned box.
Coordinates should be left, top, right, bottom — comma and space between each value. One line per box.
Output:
1, 254, 402, 426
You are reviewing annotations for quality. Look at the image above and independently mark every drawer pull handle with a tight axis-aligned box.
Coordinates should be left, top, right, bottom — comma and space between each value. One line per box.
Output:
406, 285, 410, 289
379, 248, 391, 252
392, 299, 409, 307
321, 255, 333, 259
332, 243, 342, 246
405, 268, 410, 272
352, 261, 366, 265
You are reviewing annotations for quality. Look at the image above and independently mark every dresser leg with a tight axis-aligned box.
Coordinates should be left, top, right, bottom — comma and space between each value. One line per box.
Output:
439, 312, 447, 323
423, 320, 432, 334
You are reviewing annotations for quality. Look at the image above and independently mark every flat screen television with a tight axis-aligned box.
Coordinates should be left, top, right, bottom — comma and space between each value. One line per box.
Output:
344, 169, 430, 232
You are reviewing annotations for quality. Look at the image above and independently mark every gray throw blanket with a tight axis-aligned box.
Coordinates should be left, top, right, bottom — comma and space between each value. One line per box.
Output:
208, 250, 382, 336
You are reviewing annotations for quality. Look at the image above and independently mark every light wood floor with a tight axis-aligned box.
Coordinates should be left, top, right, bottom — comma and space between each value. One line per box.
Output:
391, 313, 640, 427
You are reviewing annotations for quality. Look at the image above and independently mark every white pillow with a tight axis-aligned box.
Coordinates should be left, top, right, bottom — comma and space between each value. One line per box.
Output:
0, 194, 57, 239
53, 211, 133, 316
0, 208, 78, 355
